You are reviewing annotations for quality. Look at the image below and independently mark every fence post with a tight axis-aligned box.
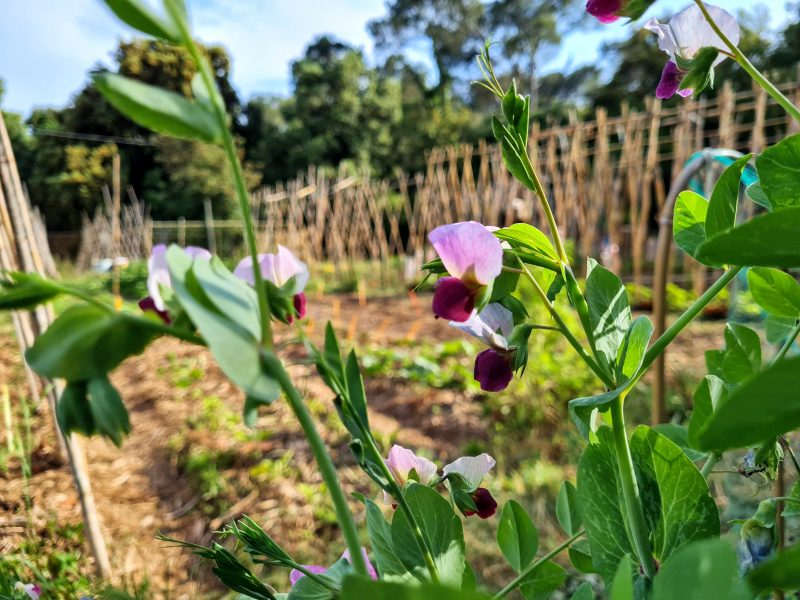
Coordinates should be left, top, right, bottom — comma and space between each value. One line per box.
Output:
178, 216, 186, 247
204, 198, 217, 255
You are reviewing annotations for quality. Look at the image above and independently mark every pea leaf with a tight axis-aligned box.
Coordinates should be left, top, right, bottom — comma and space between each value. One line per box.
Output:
495, 224, 559, 263
497, 500, 538, 573
519, 561, 566, 600
609, 556, 634, 600
364, 499, 414, 583
289, 557, 350, 600
746, 182, 771, 210
577, 427, 719, 584
765, 314, 798, 345
555, 481, 582, 537
100, 0, 179, 41
570, 582, 595, 600
696, 207, 800, 267
86, 376, 131, 447
615, 316, 653, 384
697, 356, 800, 451
687, 375, 727, 449
95, 72, 223, 143
721, 323, 761, 384
568, 539, 594, 574
756, 132, 800, 210
0, 272, 62, 309
585, 261, 631, 376
339, 576, 491, 600
673, 191, 709, 260
653, 423, 705, 461
653, 539, 752, 600
747, 267, 800, 318
678, 47, 719, 97
705, 154, 751, 239
391, 483, 465, 587
748, 544, 800, 593
56, 382, 95, 438
26, 304, 156, 381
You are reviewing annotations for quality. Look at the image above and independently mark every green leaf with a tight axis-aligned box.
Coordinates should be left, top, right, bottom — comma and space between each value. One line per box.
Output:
570, 582, 595, 600
289, 557, 349, 600
568, 388, 623, 440
706, 155, 751, 239
747, 267, 800, 318
166, 246, 279, 404
519, 561, 566, 600
86, 376, 131, 447
339, 576, 491, 600
364, 499, 414, 583
94, 72, 223, 143
193, 257, 262, 339
568, 539, 594, 574
765, 315, 798, 344
654, 539, 752, 600
391, 483, 465, 587
496, 500, 538, 573
555, 482, 582, 537
0, 272, 62, 309
697, 356, 800, 451
577, 427, 719, 583
26, 304, 156, 381
678, 47, 719, 97
100, 0, 179, 41
748, 544, 800, 592
653, 423, 705, 461
615, 316, 653, 384
609, 555, 633, 600
56, 382, 95, 438
783, 481, 800, 518
756, 132, 800, 210
721, 323, 761, 384
687, 375, 727, 449
345, 351, 369, 427
696, 207, 800, 267
585, 261, 631, 376
746, 182, 771, 210
673, 191, 709, 260
495, 224, 559, 263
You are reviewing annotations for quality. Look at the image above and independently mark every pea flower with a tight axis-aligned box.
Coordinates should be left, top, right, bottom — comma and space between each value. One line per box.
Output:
383, 444, 438, 504
450, 303, 515, 392
443, 454, 498, 519
737, 499, 776, 573
289, 547, 377, 586
234, 245, 309, 320
139, 244, 211, 322
586, 0, 623, 23
428, 222, 503, 322
14, 583, 41, 600
644, 3, 740, 99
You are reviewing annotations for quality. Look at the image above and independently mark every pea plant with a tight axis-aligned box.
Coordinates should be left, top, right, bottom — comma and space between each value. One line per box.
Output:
3, 0, 800, 598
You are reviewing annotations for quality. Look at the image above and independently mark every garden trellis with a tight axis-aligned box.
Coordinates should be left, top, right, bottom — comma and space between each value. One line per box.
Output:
94, 75, 800, 290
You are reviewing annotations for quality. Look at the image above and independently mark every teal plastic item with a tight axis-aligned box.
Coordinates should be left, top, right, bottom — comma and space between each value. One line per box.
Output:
686, 150, 759, 196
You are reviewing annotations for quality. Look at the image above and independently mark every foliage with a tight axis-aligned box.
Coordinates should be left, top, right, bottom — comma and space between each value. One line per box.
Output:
5, 1, 800, 599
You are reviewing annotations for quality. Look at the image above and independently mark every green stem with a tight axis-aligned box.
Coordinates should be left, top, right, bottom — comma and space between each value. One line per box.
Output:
361, 425, 441, 582
518, 153, 569, 265
700, 452, 722, 478
633, 268, 741, 387
693, 0, 800, 123
774, 320, 800, 363
492, 530, 585, 599
518, 260, 615, 388
167, 5, 273, 348
611, 395, 657, 580
265, 355, 369, 578
780, 436, 800, 477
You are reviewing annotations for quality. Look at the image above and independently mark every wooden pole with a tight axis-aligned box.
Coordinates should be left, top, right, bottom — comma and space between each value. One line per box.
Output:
111, 152, 122, 309
0, 113, 112, 579
204, 198, 217, 255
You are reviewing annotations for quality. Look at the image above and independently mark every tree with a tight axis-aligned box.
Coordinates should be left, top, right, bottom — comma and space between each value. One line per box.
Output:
369, 0, 486, 101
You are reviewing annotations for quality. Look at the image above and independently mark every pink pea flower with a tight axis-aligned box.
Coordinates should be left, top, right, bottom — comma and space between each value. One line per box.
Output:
14, 582, 41, 600
586, 0, 622, 23
289, 547, 377, 586
443, 454, 498, 519
383, 445, 438, 504
428, 222, 503, 322
450, 303, 515, 392
644, 3, 740, 99
234, 245, 309, 320
139, 244, 211, 322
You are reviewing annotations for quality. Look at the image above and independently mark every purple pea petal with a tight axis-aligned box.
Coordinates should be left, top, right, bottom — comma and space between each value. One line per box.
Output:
293, 292, 307, 320
138, 296, 171, 324
468, 487, 498, 519
586, 0, 621, 23
385, 445, 438, 486
656, 61, 693, 100
290, 565, 327, 586
429, 222, 502, 284
185, 246, 212, 261
473, 348, 513, 392
342, 547, 378, 580
432, 277, 475, 322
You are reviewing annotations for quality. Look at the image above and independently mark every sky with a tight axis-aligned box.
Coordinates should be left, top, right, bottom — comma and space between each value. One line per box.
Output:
0, 0, 792, 116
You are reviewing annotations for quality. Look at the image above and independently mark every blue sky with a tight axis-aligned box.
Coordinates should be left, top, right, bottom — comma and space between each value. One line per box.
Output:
0, 0, 791, 116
